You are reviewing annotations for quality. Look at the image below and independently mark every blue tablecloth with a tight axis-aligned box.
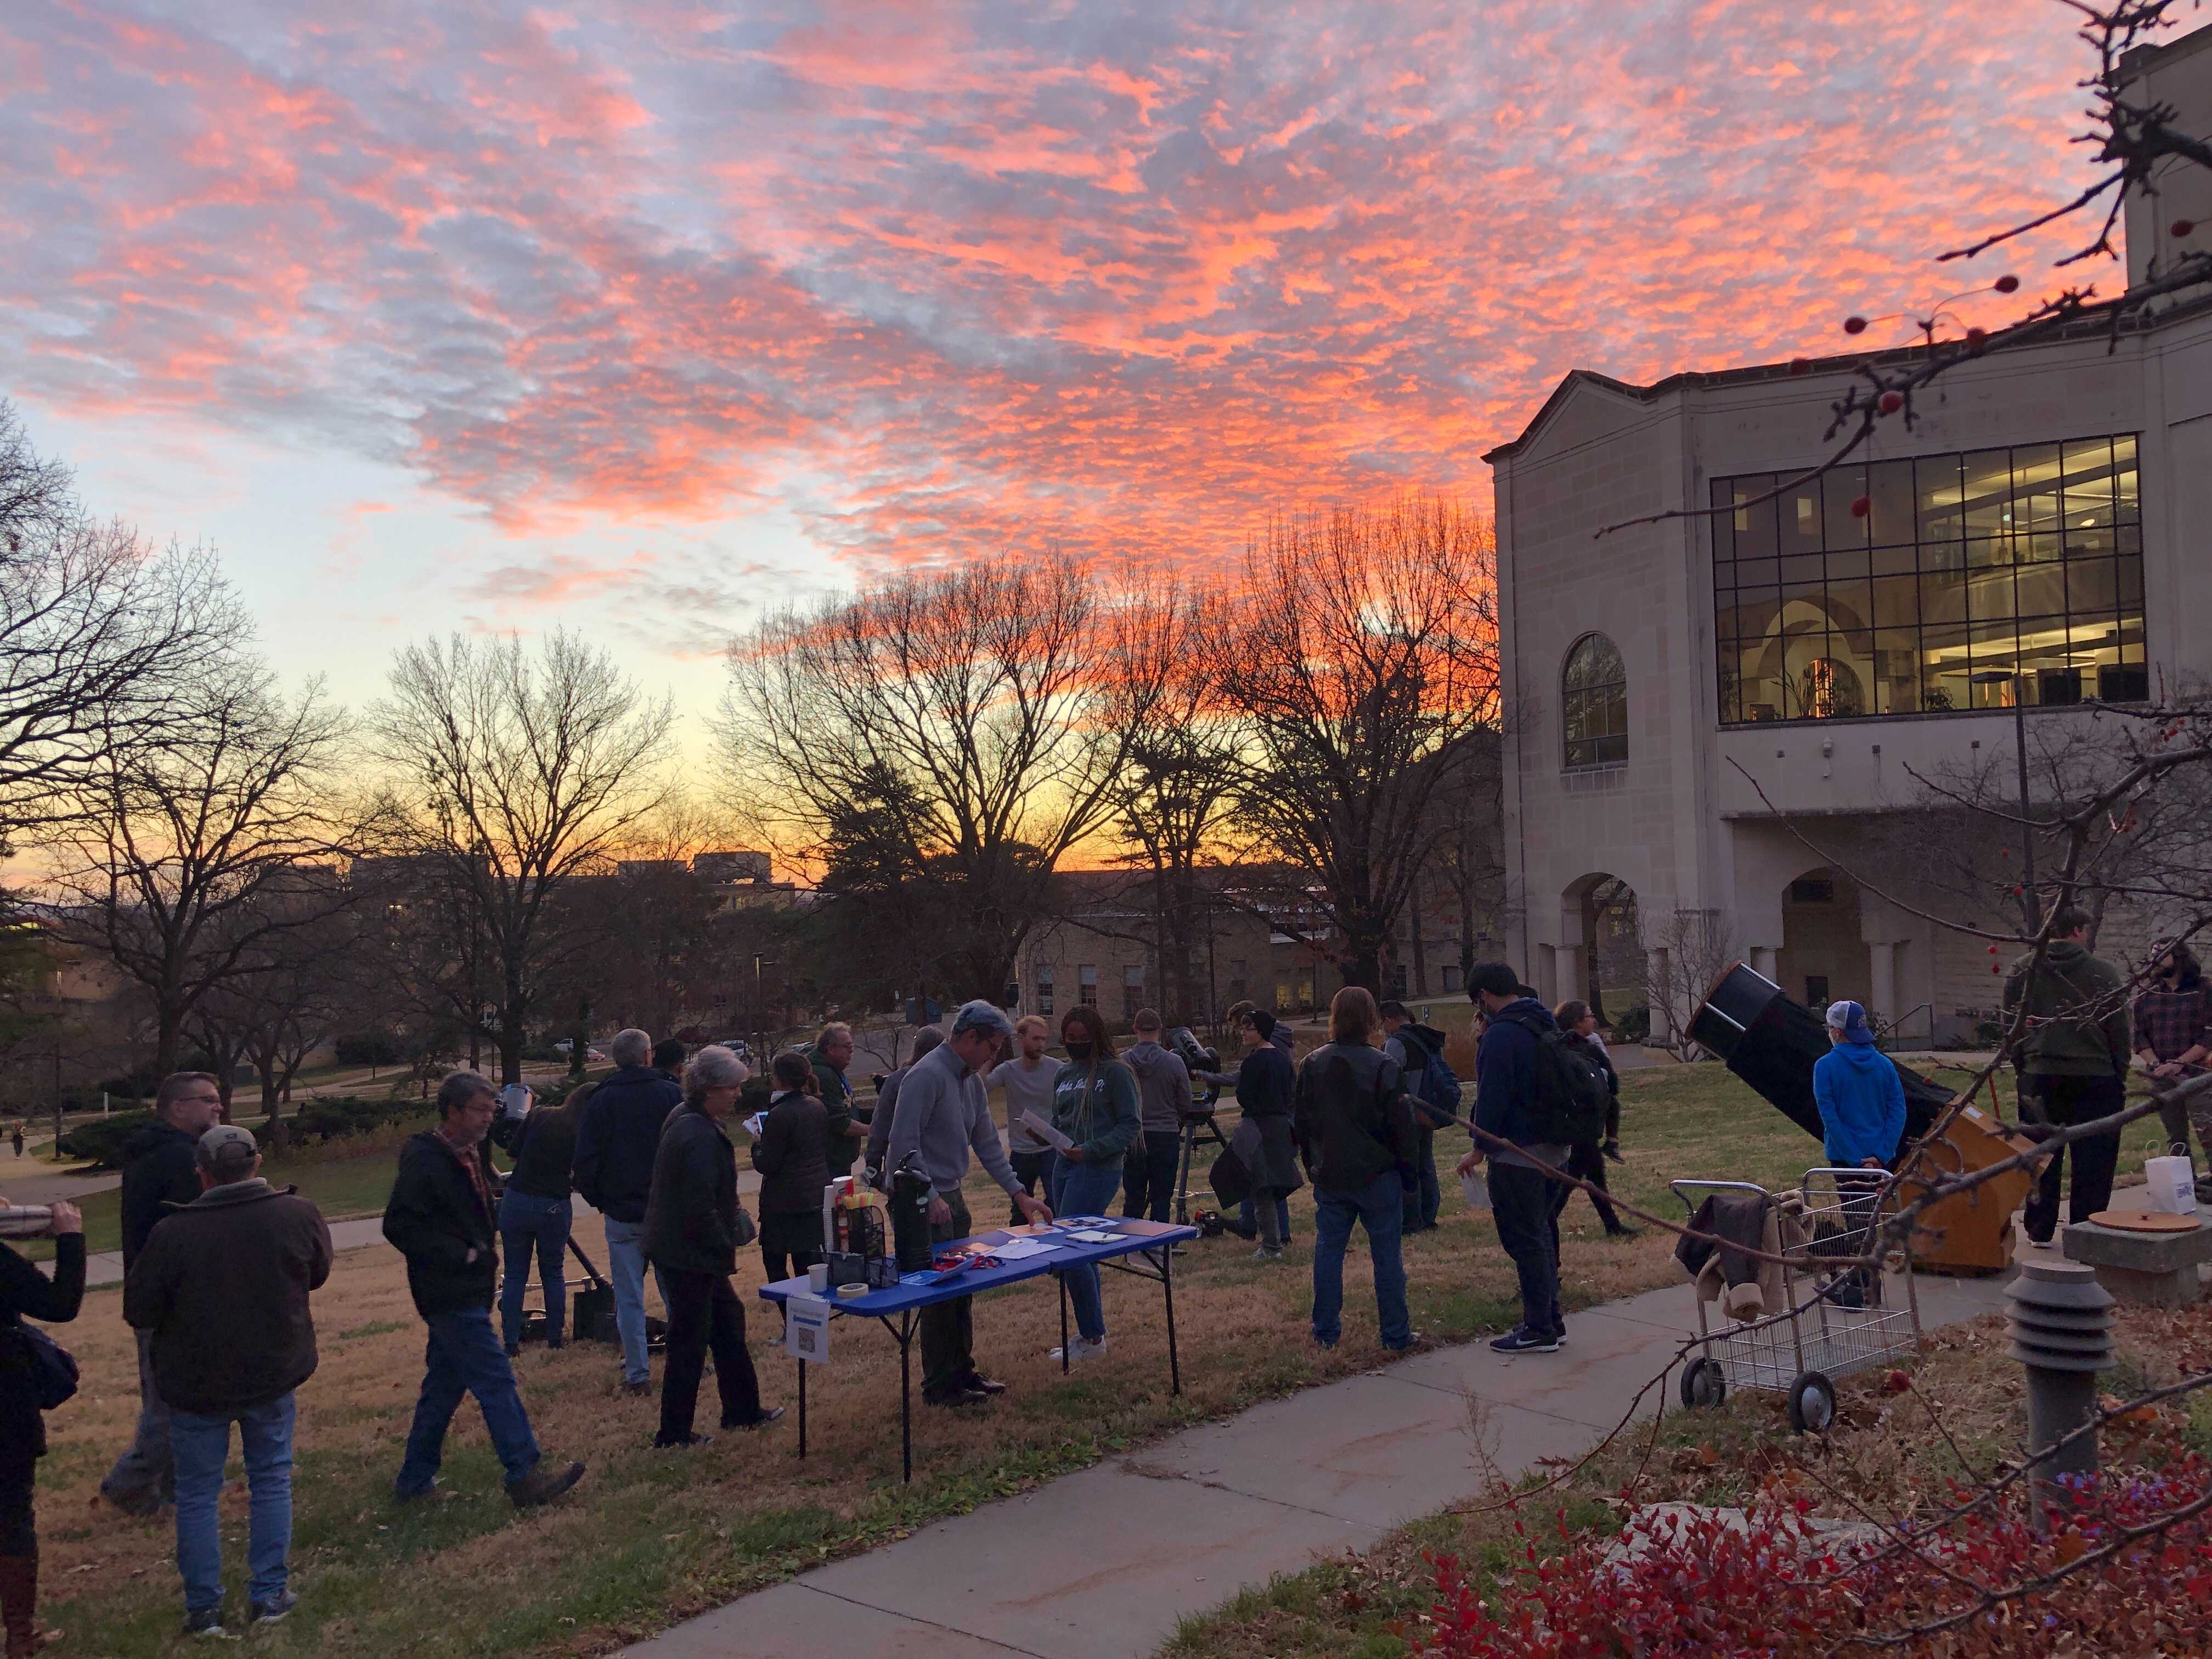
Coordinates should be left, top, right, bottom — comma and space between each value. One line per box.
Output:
758, 1215, 1197, 1316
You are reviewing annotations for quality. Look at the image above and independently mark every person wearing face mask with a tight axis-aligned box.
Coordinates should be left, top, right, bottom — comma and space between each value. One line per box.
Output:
1045, 1006, 1141, 1364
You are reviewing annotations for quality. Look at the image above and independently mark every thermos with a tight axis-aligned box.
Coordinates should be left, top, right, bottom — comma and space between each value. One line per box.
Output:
889, 1154, 935, 1272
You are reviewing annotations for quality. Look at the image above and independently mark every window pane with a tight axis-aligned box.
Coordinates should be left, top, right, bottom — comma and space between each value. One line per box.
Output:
1962, 449, 2012, 538
1872, 543, 1915, 576
2064, 523, 2115, 559
1782, 481, 1823, 554
2118, 555, 2143, 610
1824, 578, 1873, 634
1922, 623, 1969, 712
1872, 630, 1921, 713
1710, 478, 1735, 558
1922, 568, 1967, 625
1825, 464, 1870, 547
1732, 476, 1778, 554
1918, 455, 1966, 543
2115, 436, 2139, 521
1824, 546, 1870, 582
1868, 460, 1915, 546
2066, 559, 2118, 614
1731, 592, 1781, 641
1965, 536, 2011, 570
1781, 554, 1825, 584
1967, 566, 2017, 622
2015, 562, 2067, 618
1736, 557, 1779, 589
2061, 438, 2113, 527
1921, 538, 1965, 574
1871, 574, 1918, 629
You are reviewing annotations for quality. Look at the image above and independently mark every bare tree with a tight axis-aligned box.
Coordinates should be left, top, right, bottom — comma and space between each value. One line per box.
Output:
717, 554, 1154, 1001
1098, 579, 1240, 1024
1214, 496, 1501, 992
38, 664, 358, 1074
1637, 906, 1739, 1058
370, 631, 675, 1085
0, 401, 244, 847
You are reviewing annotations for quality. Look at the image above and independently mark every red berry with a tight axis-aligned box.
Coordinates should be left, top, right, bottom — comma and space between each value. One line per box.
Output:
2175, 219, 2197, 237
1966, 326, 1987, 346
1788, 357, 1812, 375
1843, 316, 1869, 335
1878, 391, 1904, 414
1994, 274, 2020, 293
1850, 495, 1871, 517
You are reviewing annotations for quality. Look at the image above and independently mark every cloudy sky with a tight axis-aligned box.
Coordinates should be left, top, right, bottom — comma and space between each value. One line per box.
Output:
2, 0, 2107, 720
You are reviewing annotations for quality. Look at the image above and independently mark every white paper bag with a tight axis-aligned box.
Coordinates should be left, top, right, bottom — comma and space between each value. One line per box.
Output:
2145, 1152, 2197, 1215
1460, 1169, 1491, 1212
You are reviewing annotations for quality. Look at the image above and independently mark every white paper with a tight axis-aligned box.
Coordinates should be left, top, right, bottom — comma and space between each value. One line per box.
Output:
1019, 1109, 1076, 1154
2145, 1153, 2197, 1215
1460, 1169, 1491, 1212
783, 1295, 833, 1364
990, 1237, 1061, 1260
1068, 1229, 1118, 1243
743, 1113, 767, 1139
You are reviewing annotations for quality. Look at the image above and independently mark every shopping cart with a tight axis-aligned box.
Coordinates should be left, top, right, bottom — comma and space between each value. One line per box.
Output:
1672, 1167, 1923, 1433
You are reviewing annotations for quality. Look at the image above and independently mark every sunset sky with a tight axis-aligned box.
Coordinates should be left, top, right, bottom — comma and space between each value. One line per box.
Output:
2, 0, 2113, 725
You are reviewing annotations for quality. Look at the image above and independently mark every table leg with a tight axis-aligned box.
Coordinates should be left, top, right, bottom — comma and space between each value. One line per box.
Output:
797, 1356, 808, 1457
1058, 1271, 1070, 1373
1164, 1234, 1181, 1396
1175, 1124, 1194, 1226
900, 1310, 914, 1485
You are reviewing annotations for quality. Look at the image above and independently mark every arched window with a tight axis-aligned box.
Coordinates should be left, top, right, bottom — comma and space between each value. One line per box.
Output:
1562, 633, 1627, 768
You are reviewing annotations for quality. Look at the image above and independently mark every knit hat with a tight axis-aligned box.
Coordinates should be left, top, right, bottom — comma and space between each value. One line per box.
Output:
195, 1122, 259, 1178
1825, 1000, 1877, 1045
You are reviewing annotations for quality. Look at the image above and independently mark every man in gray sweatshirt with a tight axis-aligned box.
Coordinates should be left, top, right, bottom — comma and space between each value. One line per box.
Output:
1120, 1009, 1193, 1222
885, 1001, 1053, 1406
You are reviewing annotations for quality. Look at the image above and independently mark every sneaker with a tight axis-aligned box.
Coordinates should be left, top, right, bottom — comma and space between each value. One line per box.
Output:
392, 1479, 444, 1504
1384, 1331, 1429, 1353
619, 1379, 652, 1398
958, 1373, 1008, 1396
184, 1606, 229, 1639
1490, 1327, 1561, 1355
722, 1407, 786, 1431
507, 1460, 585, 1507
250, 1591, 297, 1626
504, 1343, 522, 1359
1048, 1335, 1107, 1363
653, 1432, 713, 1451
1602, 1139, 1624, 1164
545, 1337, 565, 1350
1251, 1245, 1284, 1261
924, 1383, 992, 1407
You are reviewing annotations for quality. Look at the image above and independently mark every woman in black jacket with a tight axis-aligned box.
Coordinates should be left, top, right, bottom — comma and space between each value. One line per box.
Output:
752, 1052, 831, 1285
644, 1047, 781, 1448
2, 1198, 84, 1659
1227, 1011, 1302, 1259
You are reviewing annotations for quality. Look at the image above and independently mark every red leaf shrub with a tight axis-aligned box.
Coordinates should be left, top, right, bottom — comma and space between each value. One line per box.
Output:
1410, 1461, 2212, 1657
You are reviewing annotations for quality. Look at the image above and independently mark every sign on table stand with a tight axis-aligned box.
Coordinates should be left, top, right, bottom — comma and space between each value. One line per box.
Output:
785, 1295, 832, 1362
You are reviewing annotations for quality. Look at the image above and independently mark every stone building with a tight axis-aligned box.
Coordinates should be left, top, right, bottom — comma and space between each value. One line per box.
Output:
1486, 22, 2212, 1045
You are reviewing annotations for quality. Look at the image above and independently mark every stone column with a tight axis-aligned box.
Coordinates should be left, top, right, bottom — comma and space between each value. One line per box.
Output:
1750, 945, 1780, 982
1869, 941, 1898, 1031
1556, 943, 1585, 1008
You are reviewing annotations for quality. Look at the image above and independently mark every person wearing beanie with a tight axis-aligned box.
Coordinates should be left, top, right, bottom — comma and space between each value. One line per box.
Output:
1812, 1001, 1906, 1171
124, 1125, 334, 1637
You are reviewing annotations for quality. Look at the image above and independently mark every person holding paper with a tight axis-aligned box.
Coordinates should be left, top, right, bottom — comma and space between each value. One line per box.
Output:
990, 1017, 1061, 1225
885, 1002, 1053, 1407
753, 1052, 832, 1288
1046, 1006, 1142, 1364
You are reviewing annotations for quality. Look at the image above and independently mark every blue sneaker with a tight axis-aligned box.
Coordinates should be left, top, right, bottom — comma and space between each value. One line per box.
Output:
251, 1590, 297, 1625
183, 1605, 229, 1639
1490, 1326, 1561, 1355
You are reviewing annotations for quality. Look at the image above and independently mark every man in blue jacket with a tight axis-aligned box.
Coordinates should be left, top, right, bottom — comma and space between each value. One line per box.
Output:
1457, 964, 1568, 1355
573, 1029, 683, 1393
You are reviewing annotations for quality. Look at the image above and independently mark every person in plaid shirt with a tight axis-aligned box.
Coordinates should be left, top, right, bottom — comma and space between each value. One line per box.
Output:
2133, 940, 2212, 1183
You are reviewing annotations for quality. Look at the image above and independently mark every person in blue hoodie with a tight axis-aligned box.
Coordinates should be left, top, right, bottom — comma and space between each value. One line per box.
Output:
1812, 1001, 1905, 1309
1812, 1001, 1906, 1170
1457, 964, 1569, 1355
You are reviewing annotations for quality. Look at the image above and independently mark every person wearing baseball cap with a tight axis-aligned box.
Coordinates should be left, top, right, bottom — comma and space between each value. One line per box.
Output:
124, 1124, 334, 1638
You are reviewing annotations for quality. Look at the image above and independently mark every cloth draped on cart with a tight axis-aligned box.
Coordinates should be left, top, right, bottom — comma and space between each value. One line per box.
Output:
1675, 1191, 1810, 1321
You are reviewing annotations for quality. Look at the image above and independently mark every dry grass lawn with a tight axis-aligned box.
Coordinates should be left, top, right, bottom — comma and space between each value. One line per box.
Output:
21, 1058, 2168, 1656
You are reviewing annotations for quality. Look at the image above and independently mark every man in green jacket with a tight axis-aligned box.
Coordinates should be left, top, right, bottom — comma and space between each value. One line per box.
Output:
809, 1022, 867, 1179
2003, 907, 2130, 1243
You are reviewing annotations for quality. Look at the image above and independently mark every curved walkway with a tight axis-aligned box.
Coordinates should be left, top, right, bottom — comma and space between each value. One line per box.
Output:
625, 1269, 2015, 1659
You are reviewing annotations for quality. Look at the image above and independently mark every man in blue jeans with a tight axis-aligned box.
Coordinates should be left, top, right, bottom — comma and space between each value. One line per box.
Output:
383, 1071, 585, 1508
1291, 988, 1423, 1351
574, 1029, 683, 1392
1458, 964, 1570, 1355
123, 1125, 332, 1637
492, 1081, 586, 1355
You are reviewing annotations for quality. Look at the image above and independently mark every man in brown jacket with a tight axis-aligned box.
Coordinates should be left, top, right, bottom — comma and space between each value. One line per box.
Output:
124, 1125, 332, 1638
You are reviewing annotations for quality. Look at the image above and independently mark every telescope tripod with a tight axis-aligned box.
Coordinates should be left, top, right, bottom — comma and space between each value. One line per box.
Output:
1172, 1110, 1228, 1226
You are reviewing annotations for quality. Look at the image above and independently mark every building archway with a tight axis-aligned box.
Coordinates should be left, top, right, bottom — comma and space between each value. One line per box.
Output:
1560, 872, 1643, 1025
1775, 867, 1868, 1015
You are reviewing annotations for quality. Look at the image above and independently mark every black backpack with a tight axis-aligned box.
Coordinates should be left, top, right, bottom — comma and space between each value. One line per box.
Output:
1500, 1013, 1610, 1146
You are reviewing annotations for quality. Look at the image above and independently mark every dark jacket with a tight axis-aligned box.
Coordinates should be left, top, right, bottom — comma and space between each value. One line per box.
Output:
1474, 997, 1555, 1154
752, 1090, 832, 1216
645, 1103, 743, 1276
494, 1092, 585, 1202
1291, 1041, 1418, 1192
809, 1047, 860, 1175
125, 1178, 333, 1415
120, 1119, 204, 1269
382, 1130, 500, 1318
1234, 1043, 1296, 1120
573, 1065, 682, 1223
1, 1234, 85, 1476
2004, 941, 2130, 1079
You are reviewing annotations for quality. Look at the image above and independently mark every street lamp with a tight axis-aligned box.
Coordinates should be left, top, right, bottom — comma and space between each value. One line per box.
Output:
1971, 669, 2041, 933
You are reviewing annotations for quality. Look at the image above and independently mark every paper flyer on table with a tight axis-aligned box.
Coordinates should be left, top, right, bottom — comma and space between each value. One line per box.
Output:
1019, 1109, 1075, 1153
990, 1236, 1060, 1260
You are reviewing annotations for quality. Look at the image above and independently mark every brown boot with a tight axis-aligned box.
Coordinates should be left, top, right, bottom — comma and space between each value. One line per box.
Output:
506, 1460, 584, 1508
0, 1552, 43, 1659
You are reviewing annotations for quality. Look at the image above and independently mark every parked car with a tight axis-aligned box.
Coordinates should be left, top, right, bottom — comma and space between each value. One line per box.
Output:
552, 1040, 607, 1060
709, 1039, 753, 1060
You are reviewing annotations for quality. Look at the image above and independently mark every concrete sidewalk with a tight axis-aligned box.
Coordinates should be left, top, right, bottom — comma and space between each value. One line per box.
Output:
628, 1269, 2015, 1659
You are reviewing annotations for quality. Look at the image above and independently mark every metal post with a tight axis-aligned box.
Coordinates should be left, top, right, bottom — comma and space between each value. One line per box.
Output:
899, 1311, 913, 1483
1164, 1237, 1181, 1395
797, 1356, 806, 1458
1058, 1271, 1070, 1373
2005, 1260, 2114, 1522
2014, 680, 2040, 933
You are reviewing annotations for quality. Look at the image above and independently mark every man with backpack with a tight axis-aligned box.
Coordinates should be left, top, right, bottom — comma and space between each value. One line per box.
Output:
1458, 963, 1610, 1355
1381, 1001, 1459, 1234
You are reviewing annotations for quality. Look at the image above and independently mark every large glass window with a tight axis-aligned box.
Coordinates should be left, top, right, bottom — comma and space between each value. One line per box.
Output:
1713, 436, 2145, 724
1562, 633, 1628, 766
